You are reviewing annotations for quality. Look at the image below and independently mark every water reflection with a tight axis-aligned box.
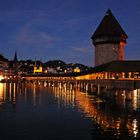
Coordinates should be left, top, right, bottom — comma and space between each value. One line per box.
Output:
52, 85, 140, 139
52, 86, 76, 109
45, 84, 140, 139
0, 83, 4, 105
0, 83, 39, 108
0, 83, 140, 139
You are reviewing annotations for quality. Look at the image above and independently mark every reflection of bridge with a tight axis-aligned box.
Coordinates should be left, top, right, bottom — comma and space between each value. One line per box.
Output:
21, 74, 140, 101
50, 85, 139, 138
75, 91, 139, 138
0, 82, 139, 138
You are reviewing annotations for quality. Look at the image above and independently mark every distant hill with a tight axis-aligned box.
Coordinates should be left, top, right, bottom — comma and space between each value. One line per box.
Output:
44, 60, 66, 67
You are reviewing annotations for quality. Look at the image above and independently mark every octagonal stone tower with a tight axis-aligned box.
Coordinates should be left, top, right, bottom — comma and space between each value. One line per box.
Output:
91, 9, 128, 66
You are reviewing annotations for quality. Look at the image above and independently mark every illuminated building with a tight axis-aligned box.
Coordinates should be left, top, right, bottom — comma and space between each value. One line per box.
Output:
74, 67, 81, 73
76, 60, 140, 79
33, 60, 43, 74
0, 55, 9, 71
34, 65, 43, 73
91, 9, 128, 66
0, 54, 9, 80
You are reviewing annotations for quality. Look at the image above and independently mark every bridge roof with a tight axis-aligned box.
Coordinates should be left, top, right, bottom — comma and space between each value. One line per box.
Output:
91, 60, 140, 73
21, 72, 83, 78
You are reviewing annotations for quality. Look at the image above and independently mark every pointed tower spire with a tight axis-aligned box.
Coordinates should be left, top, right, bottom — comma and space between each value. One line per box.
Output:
91, 9, 128, 41
13, 49, 18, 75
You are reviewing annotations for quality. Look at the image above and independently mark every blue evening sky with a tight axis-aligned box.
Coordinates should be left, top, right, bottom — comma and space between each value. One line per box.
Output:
0, 0, 140, 66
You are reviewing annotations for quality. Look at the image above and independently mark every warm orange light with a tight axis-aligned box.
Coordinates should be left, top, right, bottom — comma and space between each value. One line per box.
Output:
0, 83, 4, 105
121, 34, 127, 39
34, 66, 42, 73
74, 67, 80, 73
0, 75, 4, 81
120, 41, 125, 47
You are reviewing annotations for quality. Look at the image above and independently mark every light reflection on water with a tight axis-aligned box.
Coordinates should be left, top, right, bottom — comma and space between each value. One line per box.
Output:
0, 83, 139, 139
0, 83, 4, 105
51, 85, 140, 139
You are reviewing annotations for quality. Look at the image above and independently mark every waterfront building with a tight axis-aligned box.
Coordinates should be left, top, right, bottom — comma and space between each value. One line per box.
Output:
91, 9, 128, 66
0, 54, 9, 80
34, 66, 43, 73
74, 67, 81, 73
34, 62, 43, 74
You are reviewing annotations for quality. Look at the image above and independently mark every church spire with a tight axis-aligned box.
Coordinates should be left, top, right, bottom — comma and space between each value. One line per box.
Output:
14, 50, 18, 62
13, 50, 18, 75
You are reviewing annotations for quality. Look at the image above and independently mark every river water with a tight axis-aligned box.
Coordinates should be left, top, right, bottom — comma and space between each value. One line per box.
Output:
0, 82, 140, 140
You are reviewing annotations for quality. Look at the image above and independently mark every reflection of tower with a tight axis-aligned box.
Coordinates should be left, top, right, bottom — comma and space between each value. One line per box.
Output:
91, 9, 128, 66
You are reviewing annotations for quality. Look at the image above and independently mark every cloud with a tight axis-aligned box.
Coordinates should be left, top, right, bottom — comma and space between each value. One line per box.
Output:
9, 21, 55, 47
40, 32, 54, 43
72, 46, 89, 53
15, 30, 54, 46
71, 43, 93, 54
65, 14, 100, 26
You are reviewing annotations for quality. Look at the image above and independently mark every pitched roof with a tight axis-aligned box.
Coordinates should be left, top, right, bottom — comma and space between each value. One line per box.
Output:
92, 60, 140, 72
0, 54, 8, 62
91, 9, 128, 39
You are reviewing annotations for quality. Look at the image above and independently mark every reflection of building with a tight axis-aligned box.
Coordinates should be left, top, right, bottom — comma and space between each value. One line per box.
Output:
91, 9, 127, 66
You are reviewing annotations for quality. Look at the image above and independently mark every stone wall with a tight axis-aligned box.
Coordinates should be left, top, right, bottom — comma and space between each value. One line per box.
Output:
95, 43, 124, 66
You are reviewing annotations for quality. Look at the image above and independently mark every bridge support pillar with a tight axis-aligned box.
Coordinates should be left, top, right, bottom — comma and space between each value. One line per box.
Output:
77, 82, 80, 90
97, 85, 100, 95
90, 84, 94, 93
85, 83, 88, 93
70, 83, 73, 91
105, 72, 108, 79
87, 84, 91, 93
59, 82, 62, 89
92, 85, 97, 93
83, 83, 86, 92
80, 83, 83, 91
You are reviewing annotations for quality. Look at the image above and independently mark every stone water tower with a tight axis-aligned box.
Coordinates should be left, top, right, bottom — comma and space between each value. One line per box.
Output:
91, 9, 128, 66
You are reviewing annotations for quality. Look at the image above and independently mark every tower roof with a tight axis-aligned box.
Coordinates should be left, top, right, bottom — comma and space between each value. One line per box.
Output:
91, 9, 128, 39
